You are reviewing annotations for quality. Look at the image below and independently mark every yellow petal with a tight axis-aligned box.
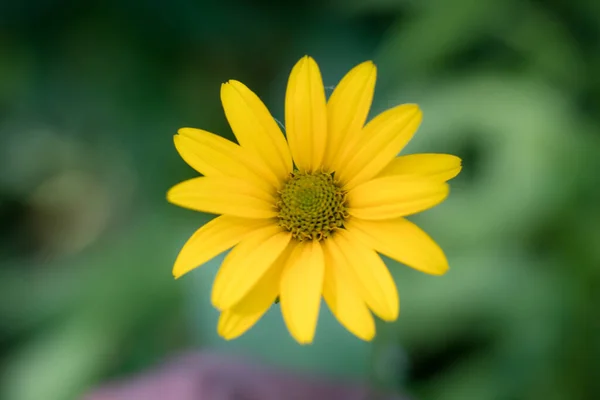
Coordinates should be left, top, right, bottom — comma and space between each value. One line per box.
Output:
346, 218, 449, 275
167, 176, 277, 219
280, 240, 324, 344
322, 239, 375, 341
175, 128, 281, 190
211, 225, 292, 310
331, 231, 399, 321
324, 61, 377, 174
217, 256, 284, 340
285, 56, 327, 172
377, 153, 462, 182
347, 176, 449, 220
337, 104, 422, 189
220, 80, 293, 182
217, 309, 261, 341
172, 215, 272, 279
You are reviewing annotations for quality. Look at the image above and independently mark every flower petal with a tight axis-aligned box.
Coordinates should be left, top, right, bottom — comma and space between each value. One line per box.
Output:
347, 176, 449, 220
377, 153, 462, 182
324, 61, 377, 174
280, 240, 325, 344
285, 56, 327, 172
172, 216, 273, 279
211, 225, 292, 310
346, 218, 449, 275
332, 230, 399, 321
337, 104, 422, 189
322, 239, 375, 341
220, 80, 293, 182
167, 177, 277, 219
175, 128, 281, 190
217, 252, 286, 340
217, 309, 262, 341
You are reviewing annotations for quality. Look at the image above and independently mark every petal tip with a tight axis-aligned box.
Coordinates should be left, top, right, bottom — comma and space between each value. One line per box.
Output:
172, 270, 183, 280
380, 311, 399, 322
172, 258, 192, 279
220, 82, 231, 94
359, 60, 377, 71
360, 329, 376, 342
355, 61, 377, 83
226, 79, 244, 89
165, 185, 180, 204
172, 255, 196, 280
177, 127, 191, 136
293, 334, 314, 345
211, 289, 237, 311
211, 296, 223, 311
396, 103, 421, 117
433, 264, 450, 276
296, 55, 317, 69
408, 103, 422, 114
219, 332, 238, 341
379, 298, 400, 322
216, 322, 232, 340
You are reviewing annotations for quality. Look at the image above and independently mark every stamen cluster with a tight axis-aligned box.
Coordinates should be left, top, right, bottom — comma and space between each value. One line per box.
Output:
277, 171, 348, 241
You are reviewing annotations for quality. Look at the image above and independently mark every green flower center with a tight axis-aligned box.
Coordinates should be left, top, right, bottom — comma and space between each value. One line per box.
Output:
276, 171, 348, 241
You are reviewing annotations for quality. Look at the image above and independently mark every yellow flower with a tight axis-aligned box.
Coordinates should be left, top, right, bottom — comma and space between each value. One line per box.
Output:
168, 56, 461, 344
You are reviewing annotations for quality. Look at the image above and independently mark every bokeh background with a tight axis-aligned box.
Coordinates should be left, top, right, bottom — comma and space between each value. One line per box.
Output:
1, 0, 599, 399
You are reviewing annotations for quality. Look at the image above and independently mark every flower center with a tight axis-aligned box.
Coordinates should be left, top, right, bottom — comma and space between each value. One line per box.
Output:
276, 171, 348, 241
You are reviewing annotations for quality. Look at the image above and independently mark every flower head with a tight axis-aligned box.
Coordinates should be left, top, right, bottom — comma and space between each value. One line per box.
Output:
168, 56, 461, 344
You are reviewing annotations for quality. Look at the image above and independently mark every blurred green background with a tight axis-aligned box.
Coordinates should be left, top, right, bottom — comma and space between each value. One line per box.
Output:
1, 0, 599, 399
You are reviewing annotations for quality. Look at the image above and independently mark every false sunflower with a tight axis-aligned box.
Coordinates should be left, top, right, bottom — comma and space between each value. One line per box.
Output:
168, 56, 461, 344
